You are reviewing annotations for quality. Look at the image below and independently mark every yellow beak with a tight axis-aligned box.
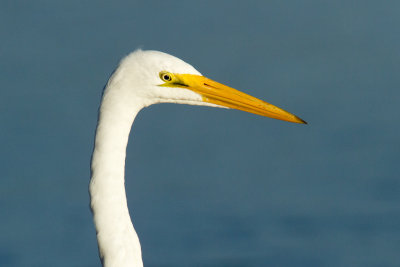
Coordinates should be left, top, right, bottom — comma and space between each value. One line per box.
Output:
163, 73, 307, 124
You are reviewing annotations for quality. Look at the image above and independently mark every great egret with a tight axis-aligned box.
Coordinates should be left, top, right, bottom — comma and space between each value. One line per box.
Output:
90, 50, 306, 267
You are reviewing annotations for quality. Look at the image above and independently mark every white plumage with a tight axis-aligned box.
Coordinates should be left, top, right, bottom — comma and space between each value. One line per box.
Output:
90, 50, 305, 267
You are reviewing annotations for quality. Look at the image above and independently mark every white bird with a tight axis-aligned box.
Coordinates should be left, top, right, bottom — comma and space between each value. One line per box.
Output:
90, 50, 306, 267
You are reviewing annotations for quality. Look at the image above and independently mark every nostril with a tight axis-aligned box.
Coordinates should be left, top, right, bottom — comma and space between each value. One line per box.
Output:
204, 83, 217, 89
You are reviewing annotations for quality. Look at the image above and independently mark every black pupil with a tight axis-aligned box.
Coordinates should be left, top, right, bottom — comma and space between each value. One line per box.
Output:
164, 74, 170, 81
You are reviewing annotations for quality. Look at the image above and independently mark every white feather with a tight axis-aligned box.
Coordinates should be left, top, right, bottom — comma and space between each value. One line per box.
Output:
90, 50, 217, 267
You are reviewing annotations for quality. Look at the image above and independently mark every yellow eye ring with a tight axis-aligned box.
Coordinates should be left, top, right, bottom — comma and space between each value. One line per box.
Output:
160, 71, 173, 82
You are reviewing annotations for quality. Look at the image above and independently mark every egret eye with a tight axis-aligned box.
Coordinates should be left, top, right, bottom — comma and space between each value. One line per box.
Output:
160, 71, 173, 82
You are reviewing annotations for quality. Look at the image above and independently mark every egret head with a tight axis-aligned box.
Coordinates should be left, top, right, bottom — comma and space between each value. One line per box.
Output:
107, 50, 306, 124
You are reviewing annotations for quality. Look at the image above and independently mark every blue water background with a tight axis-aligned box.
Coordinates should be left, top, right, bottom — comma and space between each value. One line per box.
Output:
1, 1, 399, 266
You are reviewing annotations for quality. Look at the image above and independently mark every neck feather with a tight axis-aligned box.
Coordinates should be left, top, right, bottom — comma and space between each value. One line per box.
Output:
90, 85, 144, 267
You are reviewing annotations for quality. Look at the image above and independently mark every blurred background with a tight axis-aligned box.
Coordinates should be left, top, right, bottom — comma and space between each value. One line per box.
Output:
1, 1, 399, 266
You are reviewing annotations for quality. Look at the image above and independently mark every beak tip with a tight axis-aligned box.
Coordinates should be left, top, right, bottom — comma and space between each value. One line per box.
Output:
300, 118, 308, 125
294, 116, 307, 125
